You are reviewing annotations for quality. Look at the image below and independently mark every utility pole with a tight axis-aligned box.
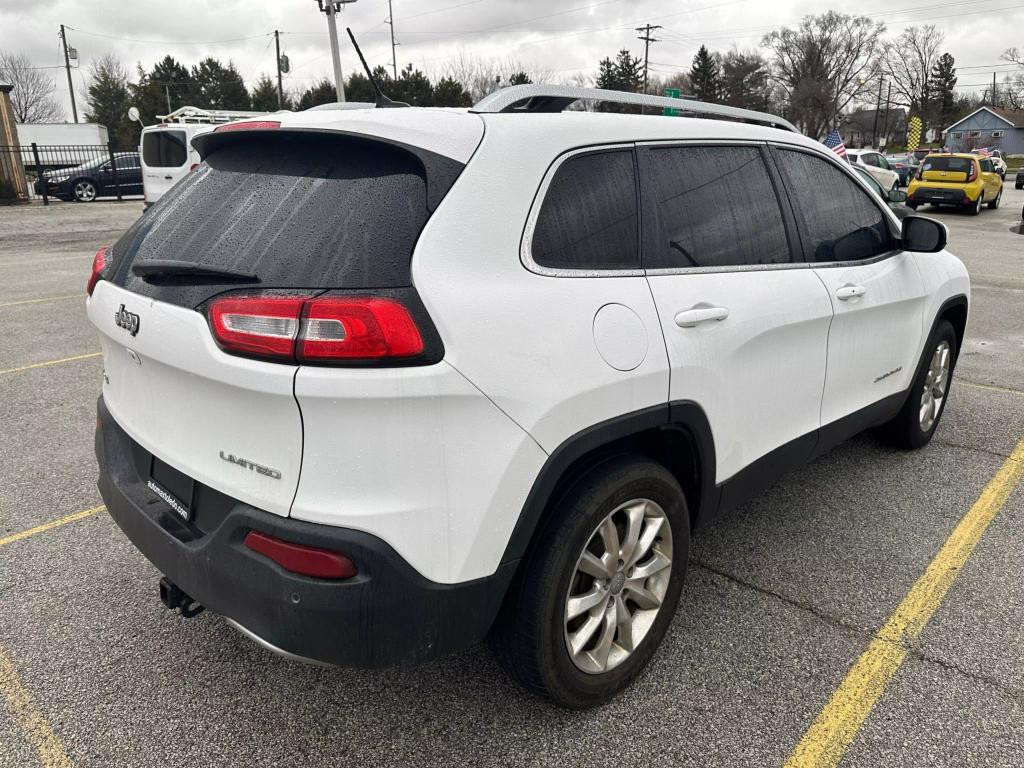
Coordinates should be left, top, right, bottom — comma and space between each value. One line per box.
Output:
879, 82, 892, 150
871, 76, 883, 148
275, 30, 284, 108
992, 71, 997, 107
386, 0, 398, 80
59, 24, 78, 123
635, 24, 661, 114
315, 0, 355, 102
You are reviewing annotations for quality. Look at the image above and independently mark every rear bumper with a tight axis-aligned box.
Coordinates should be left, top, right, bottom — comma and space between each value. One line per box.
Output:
95, 396, 516, 668
907, 186, 977, 205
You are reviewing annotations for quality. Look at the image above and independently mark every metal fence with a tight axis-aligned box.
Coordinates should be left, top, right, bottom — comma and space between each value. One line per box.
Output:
0, 142, 141, 205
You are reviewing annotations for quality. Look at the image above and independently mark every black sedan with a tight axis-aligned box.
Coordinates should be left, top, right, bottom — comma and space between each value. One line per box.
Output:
35, 153, 143, 202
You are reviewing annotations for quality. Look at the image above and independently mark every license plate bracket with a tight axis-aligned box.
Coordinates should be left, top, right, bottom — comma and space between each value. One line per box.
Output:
148, 455, 195, 522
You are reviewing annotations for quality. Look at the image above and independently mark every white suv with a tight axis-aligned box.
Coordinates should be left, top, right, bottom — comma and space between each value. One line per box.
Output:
88, 86, 969, 708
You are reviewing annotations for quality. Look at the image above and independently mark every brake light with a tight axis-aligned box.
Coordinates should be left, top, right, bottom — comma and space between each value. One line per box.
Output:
207, 294, 424, 363
299, 297, 423, 361
208, 295, 304, 361
967, 162, 978, 182
244, 530, 357, 579
87, 245, 109, 296
215, 120, 281, 133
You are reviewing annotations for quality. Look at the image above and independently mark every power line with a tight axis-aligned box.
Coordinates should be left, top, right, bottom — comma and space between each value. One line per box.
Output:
64, 27, 273, 45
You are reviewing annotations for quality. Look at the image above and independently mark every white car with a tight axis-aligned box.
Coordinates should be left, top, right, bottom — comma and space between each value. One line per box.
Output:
847, 148, 902, 191
88, 85, 969, 708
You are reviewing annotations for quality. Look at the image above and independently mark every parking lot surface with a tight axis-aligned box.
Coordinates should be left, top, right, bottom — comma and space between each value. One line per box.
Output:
1, 192, 1023, 767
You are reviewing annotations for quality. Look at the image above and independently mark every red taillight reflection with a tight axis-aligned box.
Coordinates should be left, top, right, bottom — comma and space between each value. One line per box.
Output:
87, 246, 109, 296
215, 120, 281, 133
244, 530, 357, 579
207, 294, 424, 363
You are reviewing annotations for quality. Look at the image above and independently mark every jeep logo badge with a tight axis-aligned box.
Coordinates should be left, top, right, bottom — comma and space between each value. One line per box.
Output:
115, 304, 140, 336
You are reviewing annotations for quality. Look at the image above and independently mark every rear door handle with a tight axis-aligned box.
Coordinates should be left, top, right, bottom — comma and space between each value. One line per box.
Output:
163, 175, 173, 180
835, 285, 866, 301
674, 306, 729, 328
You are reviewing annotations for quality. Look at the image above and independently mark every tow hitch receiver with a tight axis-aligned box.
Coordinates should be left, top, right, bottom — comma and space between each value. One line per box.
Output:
159, 577, 205, 618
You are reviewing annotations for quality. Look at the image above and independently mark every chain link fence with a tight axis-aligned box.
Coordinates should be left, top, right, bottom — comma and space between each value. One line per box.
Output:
0, 142, 142, 205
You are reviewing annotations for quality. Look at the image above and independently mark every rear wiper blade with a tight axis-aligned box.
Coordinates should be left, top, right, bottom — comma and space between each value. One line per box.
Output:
132, 260, 259, 281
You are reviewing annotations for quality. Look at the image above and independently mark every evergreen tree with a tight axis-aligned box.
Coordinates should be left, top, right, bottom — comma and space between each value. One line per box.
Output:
295, 79, 336, 110
507, 71, 532, 86
249, 74, 285, 111
927, 52, 957, 128
130, 56, 196, 123
84, 54, 138, 149
433, 76, 472, 107
393, 63, 434, 106
192, 58, 249, 110
720, 50, 771, 111
595, 49, 644, 111
689, 45, 721, 102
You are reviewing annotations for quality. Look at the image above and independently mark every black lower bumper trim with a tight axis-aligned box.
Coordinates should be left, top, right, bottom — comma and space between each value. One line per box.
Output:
94, 396, 516, 668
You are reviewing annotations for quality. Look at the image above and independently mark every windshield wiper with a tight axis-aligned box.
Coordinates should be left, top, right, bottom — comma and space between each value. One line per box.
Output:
132, 260, 259, 281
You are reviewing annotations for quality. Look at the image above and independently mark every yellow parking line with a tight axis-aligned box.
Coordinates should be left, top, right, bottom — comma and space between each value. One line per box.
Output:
0, 294, 80, 309
0, 648, 72, 768
0, 352, 101, 376
785, 437, 1024, 768
958, 380, 1024, 397
0, 505, 105, 548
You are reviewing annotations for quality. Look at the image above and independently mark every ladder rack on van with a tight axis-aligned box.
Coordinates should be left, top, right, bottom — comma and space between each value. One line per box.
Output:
156, 106, 266, 125
470, 85, 799, 134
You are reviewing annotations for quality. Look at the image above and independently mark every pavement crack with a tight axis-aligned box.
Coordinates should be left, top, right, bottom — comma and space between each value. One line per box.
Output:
908, 645, 1024, 702
691, 558, 869, 637
932, 438, 1014, 460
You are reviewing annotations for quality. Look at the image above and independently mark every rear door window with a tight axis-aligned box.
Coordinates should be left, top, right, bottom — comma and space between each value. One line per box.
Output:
641, 145, 792, 269
775, 148, 896, 264
142, 130, 188, 168
112, 133, 452, 308
530, 149, 639, 271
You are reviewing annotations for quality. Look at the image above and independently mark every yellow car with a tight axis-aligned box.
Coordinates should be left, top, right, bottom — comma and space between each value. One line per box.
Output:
906, 152, 1003, 215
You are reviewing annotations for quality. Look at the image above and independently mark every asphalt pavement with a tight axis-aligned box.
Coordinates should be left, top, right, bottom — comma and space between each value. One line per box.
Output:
1, 190, 1022, 767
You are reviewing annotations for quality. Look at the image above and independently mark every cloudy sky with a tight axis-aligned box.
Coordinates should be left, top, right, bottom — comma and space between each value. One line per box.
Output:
2, 0, 1021, 117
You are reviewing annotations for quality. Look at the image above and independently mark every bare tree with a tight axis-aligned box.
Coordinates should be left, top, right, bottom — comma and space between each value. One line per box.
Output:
1001, 49, 1024, 109
439, 51, 551, 102
763, 12, 885, 139
883, 25, 944, 128
0, 51, 65, 123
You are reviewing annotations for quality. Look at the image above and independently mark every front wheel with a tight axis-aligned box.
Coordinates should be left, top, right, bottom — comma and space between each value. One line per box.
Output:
879, 320, 957, 449
73, 179, 97, 202
490, 456, 689, 709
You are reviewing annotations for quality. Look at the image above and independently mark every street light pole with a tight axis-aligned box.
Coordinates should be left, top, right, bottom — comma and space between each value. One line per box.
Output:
316, 0, 357, 102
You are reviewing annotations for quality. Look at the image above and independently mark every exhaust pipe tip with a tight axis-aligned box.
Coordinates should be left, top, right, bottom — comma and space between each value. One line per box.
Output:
159, 576, 205, 618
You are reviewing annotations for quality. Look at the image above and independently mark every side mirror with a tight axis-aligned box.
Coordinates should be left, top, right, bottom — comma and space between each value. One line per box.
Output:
889, 189, 907, 203
902, 215, 947, 253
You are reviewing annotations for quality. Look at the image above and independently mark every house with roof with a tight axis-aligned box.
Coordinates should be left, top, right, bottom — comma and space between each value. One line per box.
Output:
942, 106, 1024, 155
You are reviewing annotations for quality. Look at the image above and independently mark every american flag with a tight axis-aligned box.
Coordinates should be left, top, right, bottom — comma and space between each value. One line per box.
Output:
823, 129, 847, 158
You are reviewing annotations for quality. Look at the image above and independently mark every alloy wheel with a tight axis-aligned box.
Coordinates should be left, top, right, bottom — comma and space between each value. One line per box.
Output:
919, 339, 950, 432
564, 498, 673, 674
75, 181, 96, 202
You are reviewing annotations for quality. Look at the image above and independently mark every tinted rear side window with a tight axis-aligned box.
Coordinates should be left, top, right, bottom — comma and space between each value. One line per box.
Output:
112, 133, 439, 307
531, 149, 639, 271
142, 131, 187, 167
776, 149, 896, 263
642, 145, 791, 270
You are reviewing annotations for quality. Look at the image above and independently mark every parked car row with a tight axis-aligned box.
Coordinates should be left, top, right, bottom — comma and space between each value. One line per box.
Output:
33, 152, 143, 202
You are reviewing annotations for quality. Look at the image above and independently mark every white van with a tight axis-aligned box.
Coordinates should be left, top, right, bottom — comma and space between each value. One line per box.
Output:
140, 107, 268, 206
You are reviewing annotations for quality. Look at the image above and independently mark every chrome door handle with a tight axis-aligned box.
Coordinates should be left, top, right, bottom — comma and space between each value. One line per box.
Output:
835, 285, 866, 301
674, 306, 729, 328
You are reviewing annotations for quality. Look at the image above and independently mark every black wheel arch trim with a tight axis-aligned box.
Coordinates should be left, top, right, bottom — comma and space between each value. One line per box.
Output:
499, 401, 718, 566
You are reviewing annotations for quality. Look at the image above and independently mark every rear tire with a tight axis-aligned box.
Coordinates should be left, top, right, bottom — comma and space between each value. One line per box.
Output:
987, 188, 1001, 210
967, 196, 982, 215
490, 456, 689, 709
878, 320, 957, 449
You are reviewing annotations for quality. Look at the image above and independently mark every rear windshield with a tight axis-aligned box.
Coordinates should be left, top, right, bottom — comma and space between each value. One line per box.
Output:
111, 133, 442, 307
921, 156, 974, 174
142, 130, 188, 168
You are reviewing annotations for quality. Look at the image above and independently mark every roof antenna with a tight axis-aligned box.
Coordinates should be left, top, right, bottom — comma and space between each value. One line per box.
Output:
346, 27, 409, 108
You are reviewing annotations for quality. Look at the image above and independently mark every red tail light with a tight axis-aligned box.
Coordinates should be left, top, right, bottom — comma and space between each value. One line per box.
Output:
207, 294, 424, 363
967, 162, 977, 182
87, 245, 110, 296
244, 530, 357, 579
215, 120, 281, 133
